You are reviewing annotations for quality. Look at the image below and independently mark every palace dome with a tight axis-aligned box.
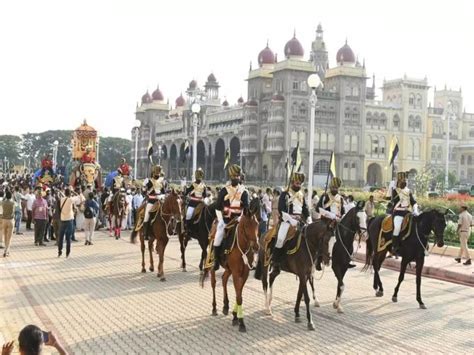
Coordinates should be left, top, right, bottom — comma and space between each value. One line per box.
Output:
258, 44, 275, 66
152, 86, 164, 101
175, 94, 185, 107
336, 41, 355, 63
141, 91, 152, 104
284, 34, 304, 58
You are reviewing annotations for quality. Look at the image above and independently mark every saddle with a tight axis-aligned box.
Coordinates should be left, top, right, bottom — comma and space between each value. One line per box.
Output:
262, 223, 305, 267
377, 214, 413, 252
191, 202, 206, 224
381, 215, 410, 233
205, 219, 239, 269
133, 201, 161, 232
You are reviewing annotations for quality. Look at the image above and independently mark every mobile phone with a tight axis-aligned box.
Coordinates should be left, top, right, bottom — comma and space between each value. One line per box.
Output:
42, 330, 49, 343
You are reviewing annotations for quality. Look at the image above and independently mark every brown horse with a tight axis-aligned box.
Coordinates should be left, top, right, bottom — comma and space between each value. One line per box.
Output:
109, 191, 127, 240
202, 198, 260, 333
131, 190, 182, 281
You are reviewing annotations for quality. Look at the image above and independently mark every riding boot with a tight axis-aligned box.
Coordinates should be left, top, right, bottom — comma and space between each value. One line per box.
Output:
143, 222, 150, 241
392, 234, 400, 255
213, 245, 222, 271
272, 247, 284, 272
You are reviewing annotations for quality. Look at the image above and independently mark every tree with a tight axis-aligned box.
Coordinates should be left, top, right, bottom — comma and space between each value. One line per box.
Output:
0, 135, 22, 170
98, 136, 132, 173
434, 170, 457, 193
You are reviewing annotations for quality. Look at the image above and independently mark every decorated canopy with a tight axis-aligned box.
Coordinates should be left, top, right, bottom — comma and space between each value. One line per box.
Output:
72, 119, 98, 160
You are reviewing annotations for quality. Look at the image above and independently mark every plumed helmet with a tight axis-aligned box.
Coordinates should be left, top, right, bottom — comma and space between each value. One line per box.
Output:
195, 168, 204, 180
291, 172, 305, 183
228, 164, 242, 179
329, 177, 342, 189
396, 171, 408, 187
151, 165, 162, 177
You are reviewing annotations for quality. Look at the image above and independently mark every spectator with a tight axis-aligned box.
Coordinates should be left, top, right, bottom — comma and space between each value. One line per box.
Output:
364, 195, 376, 220
51, 190, 62, 244
43, 188, 53, 242
0, 190, 4, 249
2, 190, 15, 257
58, 188, 84, 258
32, 187, 48, 246
1, 324, 68, 355
131, 188, 144, 225
345, 195, 356, 212
311, 190, 320, 221
125, 189, 133, 230
83, 192, 99, 246
262, 188, 272, 227
455, 203, 472, 265
25, 188, 35, 230
271, 188, 280, 227
13, 186, 25, 235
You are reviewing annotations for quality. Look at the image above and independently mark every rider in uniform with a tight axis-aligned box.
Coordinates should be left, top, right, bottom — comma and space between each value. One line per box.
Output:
272, 172, 310, 271
391, 172, 419, 254
213, 164, 249, 270
143, 165, 166, 241
317, 177, 344, 220
184, 168, 207, 230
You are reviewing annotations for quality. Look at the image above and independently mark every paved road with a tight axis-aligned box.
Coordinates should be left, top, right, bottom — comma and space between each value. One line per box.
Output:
1, 229, 473, 354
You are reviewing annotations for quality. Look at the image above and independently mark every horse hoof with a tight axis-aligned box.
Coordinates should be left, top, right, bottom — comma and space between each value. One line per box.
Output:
222, 307, 229, 316
141, 269, 146, 273
332, 302, 338, 309
376, 290, 384, 297
419, 303, 427, 310
239, 324, 247, 333
392, 296, 398, 303
160, 277, 167, 282
313, 301, 320, 308
211, 309, 218, 316
337, 307, 344, 314
295, 316, 302, 323
264, 309, 272, 316
307, 323, 315, 331
149, 267, 154, 272
232, 318, 239, 327
182, 268, 187, 272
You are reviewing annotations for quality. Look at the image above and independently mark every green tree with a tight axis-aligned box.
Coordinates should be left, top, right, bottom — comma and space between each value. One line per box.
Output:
434, 170, 457, 192
99, 136, 132, 173
0, 135, 22, 169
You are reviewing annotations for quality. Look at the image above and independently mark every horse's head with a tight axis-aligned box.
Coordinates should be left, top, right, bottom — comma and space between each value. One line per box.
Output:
240, 198, 261, 252
424, 209, 446, 248
164, 188, 183, 220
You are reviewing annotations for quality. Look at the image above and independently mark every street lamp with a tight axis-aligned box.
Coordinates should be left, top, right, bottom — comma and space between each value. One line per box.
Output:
191, 102, 201, 180
307, 73, 322, 210
158, 145, 163, 166
52, 140, 59, 171
442, 101, 456, 189
133, 119, 141, 179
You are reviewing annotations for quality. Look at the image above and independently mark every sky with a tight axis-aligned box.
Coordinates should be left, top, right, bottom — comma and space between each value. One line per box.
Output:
1, 0, 473, 139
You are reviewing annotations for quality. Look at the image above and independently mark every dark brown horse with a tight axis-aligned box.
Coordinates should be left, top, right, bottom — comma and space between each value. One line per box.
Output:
202, 198, 260, 332
364, 209, 446, 308
109, 191, 127, 240
254, 219, 334, 330
131, 190, 182, 281
178, 202, 217, 273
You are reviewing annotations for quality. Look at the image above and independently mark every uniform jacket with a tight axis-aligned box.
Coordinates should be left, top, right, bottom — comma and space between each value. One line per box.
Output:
278, 188, 309, 219
391, 187, 416, 217
317, 192, 345, 217
216, 183, 249, 223
185, 181, 208, 208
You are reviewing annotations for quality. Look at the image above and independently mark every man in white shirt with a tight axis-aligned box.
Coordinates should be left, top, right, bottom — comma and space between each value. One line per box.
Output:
455, 203, 472, 265
125, 190, 133, 230
25, 189, 35, 230
58, 187, 84, 258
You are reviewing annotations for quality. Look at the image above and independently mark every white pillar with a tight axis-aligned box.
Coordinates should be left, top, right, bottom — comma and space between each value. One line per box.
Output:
192, 113, 198, 180
445, 113, 450, 188
307, 89, 317, 209
134, 128, 139, 180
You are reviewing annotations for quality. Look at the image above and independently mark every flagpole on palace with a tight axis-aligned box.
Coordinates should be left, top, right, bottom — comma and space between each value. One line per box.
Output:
307, 74, 321, 209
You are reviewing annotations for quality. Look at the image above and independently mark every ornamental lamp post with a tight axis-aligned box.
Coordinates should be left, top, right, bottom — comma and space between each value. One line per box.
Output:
133, 119, 141, 180
191, 102, 201, 181
52, 140, 59, 171
306, 73, 322, 210
441, 101, 456, 190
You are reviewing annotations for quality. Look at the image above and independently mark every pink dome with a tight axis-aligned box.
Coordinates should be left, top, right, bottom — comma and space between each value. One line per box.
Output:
141, 91, 152, 104
207, 73, 217, 82
258, 44, 275, 66
152, 86, 164, 101
246, 99, 258, 107
189, 80, 197, 89
237, 96, 244, 104
222, 99, 229, 107
175, 94, 185, 107
336, 41, 355, 63
284, 34, 304, 58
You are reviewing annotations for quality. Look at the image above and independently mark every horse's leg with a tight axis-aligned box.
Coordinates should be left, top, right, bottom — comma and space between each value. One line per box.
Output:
415, 256, 426, 309
262, 264, 272, 316
238, 269, 250, 333
211, 269, 217, 316
232, 270, 246, 332
332, 265, 346, 313
308, 275, 320, 307
148, 238, 154, 272
294, 279, 304, 323
392, 257, 409, 303
302, 277, 315, 330
377, 251, 388, 296
373, 251, 383, 297
179, 230, 187, 272
222, 268, 231, 315
268, 268, 280, 313
199, 239, 207, 274
140, 234, 146, 273
157, 236, 168, 281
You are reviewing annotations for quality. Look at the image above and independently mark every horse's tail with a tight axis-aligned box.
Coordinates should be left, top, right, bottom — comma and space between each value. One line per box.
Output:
362, 219, 375, 272
254, 254, 263, 280
130, 229, 138, 244
199, 268, 209, 288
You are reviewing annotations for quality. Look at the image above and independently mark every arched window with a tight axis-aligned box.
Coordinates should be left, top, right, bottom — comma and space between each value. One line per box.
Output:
416, 94, 422, 108
343, 162, 349, 180
437, 146, 443, 161
350, 162, 356, 180
379, 136, 386, 158
372, 136, 379, 156
299, 131, 306, 149
373, 112, 379, 128
408, 115, 415, 131
345, 87, 352, 97
431, 146, 437, 161
320, 132, 328, 150
380, 113, 387, 128
292, 101, 298, 116
415, 115, 422, 132
461, 155, 465, 165
409, 138, 415, 159
344, 134, 351, 152
393, 115, 400, 129
351, 135, 358, 153
366, 112, 372, 126
314, 160, 329, 174
290, 131, 298, 148
409, 93, 415, 107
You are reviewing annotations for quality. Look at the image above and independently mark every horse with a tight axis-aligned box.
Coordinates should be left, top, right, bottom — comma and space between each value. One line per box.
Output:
202, 198, 261, 333
254, 218, 335, 330
364, 209, 446, 308
131, 190, 182, 281
109, 191, 127, 240
330, 201, 367, 313
178, 201, 217, 273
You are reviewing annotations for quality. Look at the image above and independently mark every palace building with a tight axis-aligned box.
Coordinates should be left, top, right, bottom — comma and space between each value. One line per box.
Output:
132, 24, 474, 186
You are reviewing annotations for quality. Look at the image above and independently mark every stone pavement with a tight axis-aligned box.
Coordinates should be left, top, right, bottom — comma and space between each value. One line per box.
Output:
1, 228, 473, 354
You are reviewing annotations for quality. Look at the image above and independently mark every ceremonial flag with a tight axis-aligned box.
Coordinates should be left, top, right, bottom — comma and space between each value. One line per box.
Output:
223, 148, 230, 170
285, 157, 291, 182
388, 136, 399, 166
147, 140, 154, 164
329, 151, 336, 178
291, 142, 302, 172
182, 140, 190, 162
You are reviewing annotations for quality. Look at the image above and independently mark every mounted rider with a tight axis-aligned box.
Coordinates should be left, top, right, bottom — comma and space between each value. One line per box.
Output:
391, 171, 419, 254
41, 154, 54, 176
317, 177, 345, 220
184, 168, 208, 229
143, 165, 167, 241
81, 147, 95, 164
213, 164, 249, 270
118, 158, 131, 177
272, 172, 310, 271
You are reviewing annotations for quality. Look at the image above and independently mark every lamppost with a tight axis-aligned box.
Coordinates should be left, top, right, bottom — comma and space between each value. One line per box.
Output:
133, 119, 141, 180
191, 102, 201, 180
442, 101, 456, 189
307, 74, 322, 209
157, 145, 163, 166
52, 140, 59, 171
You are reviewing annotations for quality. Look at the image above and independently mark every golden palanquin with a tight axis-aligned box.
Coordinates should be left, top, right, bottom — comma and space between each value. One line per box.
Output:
72, 120, 97, 160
